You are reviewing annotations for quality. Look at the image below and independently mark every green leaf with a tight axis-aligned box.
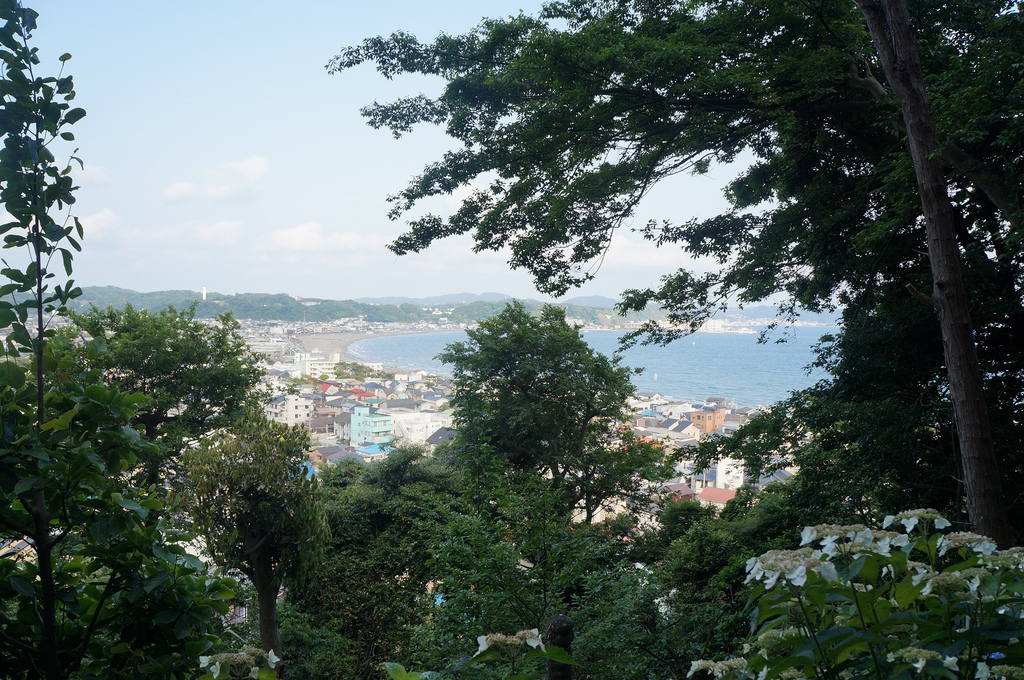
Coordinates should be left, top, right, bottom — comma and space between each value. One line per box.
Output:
41, 405, 78, 431
143, 571, 169, 592
0, 361, 26, 388
186, 640, 213, 658
63, 107, 86, 125
116, 496, 147, 517
59, 52, 71, 62
524, 645, 580, 665
256, 669, 277, 680
151, 609, 178, 625
10, 576, 35, 597
894, 576, 921, 608
13, 476, 39, 494
381, 663, 423, 680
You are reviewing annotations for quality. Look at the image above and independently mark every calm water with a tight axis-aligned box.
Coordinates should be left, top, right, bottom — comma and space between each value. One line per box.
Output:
349, 328, 835, 408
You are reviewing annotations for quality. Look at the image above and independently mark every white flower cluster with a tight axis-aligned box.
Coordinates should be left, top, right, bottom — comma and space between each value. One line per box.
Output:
198, 648, 278, 679
745, 547, 836, 588
882, 508, 952, 533
885, 646, 957, 673
938, 531, 998, 557
801, 524, 911, 557
687, 657, 752, 679
476, 629, 545, 655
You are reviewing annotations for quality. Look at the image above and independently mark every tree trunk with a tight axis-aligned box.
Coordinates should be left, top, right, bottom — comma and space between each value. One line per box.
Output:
856, 0, 1010, 546
544, 614, 574, 680
252, 555, 284, 678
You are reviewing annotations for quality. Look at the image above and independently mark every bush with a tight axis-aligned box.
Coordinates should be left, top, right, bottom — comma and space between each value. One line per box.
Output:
690, 509, 1024, 679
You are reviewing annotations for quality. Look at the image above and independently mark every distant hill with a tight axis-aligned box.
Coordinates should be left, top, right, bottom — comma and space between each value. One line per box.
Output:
68, 287, 837, 327
71, 287, 435, 323
562, 295, 619, 309
354, 292, 513, 305
69, 287, 639, 325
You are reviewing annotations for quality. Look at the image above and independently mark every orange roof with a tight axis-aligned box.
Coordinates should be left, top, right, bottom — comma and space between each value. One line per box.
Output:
698, 487, 737, 503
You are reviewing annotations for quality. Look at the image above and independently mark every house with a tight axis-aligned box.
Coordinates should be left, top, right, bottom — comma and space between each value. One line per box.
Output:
677, 464, 717, 492
425, 426, 456, 450
350, 405, 394, 445
264, 393, 316, 426
660, 481, 696, 502
689, 406, 729, 434
716, 457, 746, 490
389, 410, 439, 444
698, 486, 736, 509
333, 412, 352, 442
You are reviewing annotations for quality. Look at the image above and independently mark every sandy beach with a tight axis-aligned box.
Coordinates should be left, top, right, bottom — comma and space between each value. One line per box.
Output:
292, 331, 438, 365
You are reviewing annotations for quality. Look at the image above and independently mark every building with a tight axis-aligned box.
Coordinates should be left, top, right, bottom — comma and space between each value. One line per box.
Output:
265, 393, 316, 426
350, 406, 394, 445
689, 406, 728, 434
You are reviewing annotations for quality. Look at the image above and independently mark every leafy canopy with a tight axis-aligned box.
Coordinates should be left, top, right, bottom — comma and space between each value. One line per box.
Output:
333, 0, 1022, 336
0, 3, 231, 678
64, 302, 267, 486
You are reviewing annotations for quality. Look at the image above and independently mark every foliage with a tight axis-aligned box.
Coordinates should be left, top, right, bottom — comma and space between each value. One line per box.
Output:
0, 4, 231, 678
335, 0, 1024, 536
289, 448, 467, 680
278, 606, 356, 680
439, 302, 673, 521
383, 631, 576, 680
68, 286, 647, 326
334, 361, 374, 381
0, 366, 234, 680
693, 509, 1024, 680
64, 302, 267, 486
334, 0, 1022, 327
187, 411, 329, 665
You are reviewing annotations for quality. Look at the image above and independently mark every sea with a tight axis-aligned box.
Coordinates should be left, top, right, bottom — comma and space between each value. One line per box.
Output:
348, 327, 836, 408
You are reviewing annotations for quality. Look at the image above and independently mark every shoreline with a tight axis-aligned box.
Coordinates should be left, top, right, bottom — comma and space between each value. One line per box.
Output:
291, 330, 447, 368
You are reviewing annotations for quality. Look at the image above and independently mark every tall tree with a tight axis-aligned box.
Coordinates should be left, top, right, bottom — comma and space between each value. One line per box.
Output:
187, 411, 329, 676
64, 302, 267, 487
854, 0, 1009, 547
0, 4, 231, 678
438, 302, 672, 521
333, 0, 1024, 538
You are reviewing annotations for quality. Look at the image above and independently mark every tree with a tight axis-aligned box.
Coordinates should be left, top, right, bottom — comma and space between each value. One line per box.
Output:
187, 410, 329, 675
852, 0, 1009, 547
438, 302, 673, 521
0, 4, 231, 678
289, 447, 468, 680
64, 302, 267, 487
333, 0, 1024, 539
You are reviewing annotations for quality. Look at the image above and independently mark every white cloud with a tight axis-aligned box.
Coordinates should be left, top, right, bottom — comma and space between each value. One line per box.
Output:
78, 164, 111, 186
164, 182, 197, 202
203, 184, 240, 200
598, 232, 696, 271
259, 221, 389, 256
220, 155, 269, 183
196, 221, 243, 246
79, 208, 118, 239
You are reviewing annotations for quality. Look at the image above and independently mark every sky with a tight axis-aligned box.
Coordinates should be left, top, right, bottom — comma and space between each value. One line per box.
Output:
26, 1, 739, 302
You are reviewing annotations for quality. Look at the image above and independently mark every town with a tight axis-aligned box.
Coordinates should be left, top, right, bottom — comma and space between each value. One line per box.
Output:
243, 317, 790, 514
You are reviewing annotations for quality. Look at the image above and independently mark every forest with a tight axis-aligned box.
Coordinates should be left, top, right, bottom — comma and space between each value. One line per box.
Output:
2, 0, 1023, 679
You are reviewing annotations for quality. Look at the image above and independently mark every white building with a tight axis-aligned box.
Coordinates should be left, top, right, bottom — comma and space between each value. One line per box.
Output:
265, 393, 317, 426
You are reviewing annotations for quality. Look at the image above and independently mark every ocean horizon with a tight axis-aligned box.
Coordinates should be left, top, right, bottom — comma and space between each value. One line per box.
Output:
349, 327, 835, 408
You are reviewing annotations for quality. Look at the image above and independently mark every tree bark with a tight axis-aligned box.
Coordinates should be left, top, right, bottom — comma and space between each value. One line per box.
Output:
544, 614, 574, 680
252, 555, 284, 678
855, 0, 1011, 546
